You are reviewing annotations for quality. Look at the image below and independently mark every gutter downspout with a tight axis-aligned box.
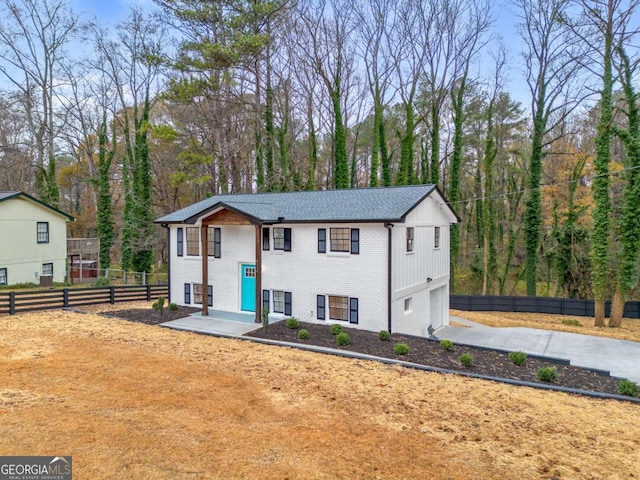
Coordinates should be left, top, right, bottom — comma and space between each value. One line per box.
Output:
385, 223, 394, 333
162, 224, 170, 303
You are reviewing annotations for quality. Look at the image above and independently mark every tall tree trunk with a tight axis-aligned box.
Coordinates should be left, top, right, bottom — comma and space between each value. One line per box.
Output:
449, 77, 467, 291
524, 89, 546, 296
397, 102, 415, 186
609, 286, 624, 328
370, 87, 382, 187
332, 83, 349, 190
430, 103, 440, 185
591, 6, 613, 327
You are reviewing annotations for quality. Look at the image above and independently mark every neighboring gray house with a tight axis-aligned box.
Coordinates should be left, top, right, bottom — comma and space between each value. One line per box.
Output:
155, 185, 459, 336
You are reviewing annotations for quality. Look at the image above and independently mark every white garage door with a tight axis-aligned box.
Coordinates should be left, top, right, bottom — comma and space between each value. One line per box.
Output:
430, 286, 445, 329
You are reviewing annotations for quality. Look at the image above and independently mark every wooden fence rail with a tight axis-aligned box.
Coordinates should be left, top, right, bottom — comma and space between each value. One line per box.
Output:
450, 295, 640, 319
0, 285, 168, 315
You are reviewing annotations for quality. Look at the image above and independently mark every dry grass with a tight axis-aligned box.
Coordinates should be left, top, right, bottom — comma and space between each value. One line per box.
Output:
1, 308, 639, 479
451, 309, 640, 343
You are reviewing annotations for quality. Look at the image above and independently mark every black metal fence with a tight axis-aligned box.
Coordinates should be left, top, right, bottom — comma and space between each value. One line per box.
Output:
0, 285, 168, 315
450, 295, 640, 319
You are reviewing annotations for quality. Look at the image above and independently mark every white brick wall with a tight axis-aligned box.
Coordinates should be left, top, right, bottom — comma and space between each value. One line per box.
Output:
167, 190, 455, 336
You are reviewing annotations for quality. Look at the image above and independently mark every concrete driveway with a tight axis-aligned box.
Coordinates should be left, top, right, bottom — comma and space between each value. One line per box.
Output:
438, 317, 640, 383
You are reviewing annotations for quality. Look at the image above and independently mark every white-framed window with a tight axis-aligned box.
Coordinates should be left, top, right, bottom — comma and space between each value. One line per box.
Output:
37, 222, 49, 243
329, 295, 349, 321
273, 290, 285, 313
0, 268, 7, 285
42, 263, 53, 276
404, 297, 412, 313
186, 227, 199, 256
273, 228, 284, 250
406, 227, 414, 252
434, 226, 441, 249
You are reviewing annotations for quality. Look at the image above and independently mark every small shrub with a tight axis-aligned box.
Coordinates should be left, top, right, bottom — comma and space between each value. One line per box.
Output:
336, 332, 350, 346
92, 277, 111, 287
509, 351, 527, 367
168, 303, 179, 311
459, 353, 474, 367
152, 296, 166, 315
298, 329, 309, 340
330, 324, 343, 335
440, 339, 454, 351
537, 366, 557, 383
618, 380, 639, 397
285, 318, 299, 329
393, 343, 410, 355
561, 318, 582, 327
378, 330, 391, 341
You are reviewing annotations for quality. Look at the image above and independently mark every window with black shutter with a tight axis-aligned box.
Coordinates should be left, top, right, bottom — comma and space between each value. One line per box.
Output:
283, 228, 291, 251
262, 289, 270, 312
284, 292, 292, 316
350, 229, 360, 254
207, 285, 213, 307
317, 295, 326, 320
349, 298, 359, 324
184, 283, 191, 304
262, 228, 270, 250
177, 228, 184, 256
318, 228, 326, 253
214, 228, 221, 258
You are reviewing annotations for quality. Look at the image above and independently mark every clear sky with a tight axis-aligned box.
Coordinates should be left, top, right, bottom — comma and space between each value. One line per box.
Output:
70, 0, 154, 23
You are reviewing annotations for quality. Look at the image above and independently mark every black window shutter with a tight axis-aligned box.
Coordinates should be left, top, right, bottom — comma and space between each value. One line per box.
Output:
262, 227, 270, 250
262, 289, 270, 312
177, 228, 184, 257
318, 228, 326, 253
284, 292, 292, 316
349, 298, 359, 324
214, 228, 221, 258
184, 283, 191, 304
207, 285, 213, 307
284, 228, 292, 251
317, 295, 325, 320
350, 228, 360, 254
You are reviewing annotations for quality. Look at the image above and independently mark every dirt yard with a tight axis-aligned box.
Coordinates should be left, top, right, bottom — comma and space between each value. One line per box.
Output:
451, 309, 640, 343
1, 307, 639, 479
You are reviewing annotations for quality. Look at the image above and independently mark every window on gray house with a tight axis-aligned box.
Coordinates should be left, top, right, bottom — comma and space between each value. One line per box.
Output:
42, 263, 53, 277
434, 226, 441, 249
37, 222, 49, 243
0, 268, 7, 285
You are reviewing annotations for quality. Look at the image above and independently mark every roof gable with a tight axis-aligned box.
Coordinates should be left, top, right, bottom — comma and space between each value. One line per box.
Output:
156, 185, 458, 225
0, 191, 74, 221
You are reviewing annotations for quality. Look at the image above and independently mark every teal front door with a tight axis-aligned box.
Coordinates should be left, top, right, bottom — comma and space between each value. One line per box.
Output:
241, 264, 256, 312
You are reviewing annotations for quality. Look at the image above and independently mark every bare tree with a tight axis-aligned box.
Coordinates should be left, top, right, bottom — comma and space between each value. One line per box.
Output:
0, 0, 79, 206
517, 0, 584, 296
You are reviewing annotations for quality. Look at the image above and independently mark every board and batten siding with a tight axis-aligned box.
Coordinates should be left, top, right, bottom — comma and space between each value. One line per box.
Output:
0, 197, 68, 284
391, 195, 454, 336
262, 223, 388, 333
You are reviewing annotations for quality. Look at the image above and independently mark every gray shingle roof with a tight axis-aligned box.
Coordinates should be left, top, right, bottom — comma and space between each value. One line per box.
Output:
0, 191, 74, 221
0, 191, 20, 201
155, 185, 449, 224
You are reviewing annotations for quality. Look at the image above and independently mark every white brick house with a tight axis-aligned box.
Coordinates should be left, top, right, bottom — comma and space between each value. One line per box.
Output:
155, 185, 458, 336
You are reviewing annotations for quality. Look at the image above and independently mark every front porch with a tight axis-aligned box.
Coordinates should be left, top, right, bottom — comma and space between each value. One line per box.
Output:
160, 309, 281, 336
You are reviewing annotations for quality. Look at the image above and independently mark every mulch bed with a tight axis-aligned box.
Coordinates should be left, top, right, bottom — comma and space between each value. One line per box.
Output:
247, 321, 626, 396
100, 308, 627, 397
99, 306, 201, 325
